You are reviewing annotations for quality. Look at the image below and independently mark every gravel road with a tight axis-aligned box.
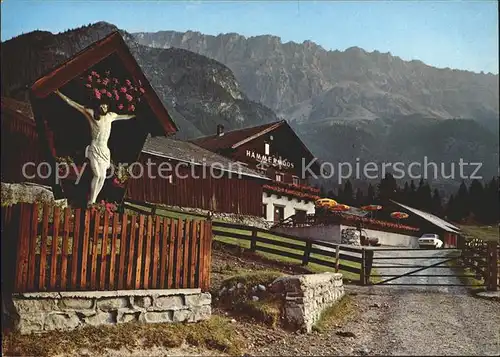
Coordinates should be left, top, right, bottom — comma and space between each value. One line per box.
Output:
370, 247, 463, 290
243, 247, 500, 356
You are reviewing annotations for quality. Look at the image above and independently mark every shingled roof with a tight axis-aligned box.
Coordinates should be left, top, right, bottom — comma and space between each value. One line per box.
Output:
1, 97, 35, 122
191, 121, 284, 152
391, 200, 461, 233
142, 136, 270, 181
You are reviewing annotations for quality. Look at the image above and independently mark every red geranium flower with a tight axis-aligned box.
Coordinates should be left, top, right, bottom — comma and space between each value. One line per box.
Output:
125, 94, 133, 102
118, 104, 124, 110
128, 104, 135, 112
106, 92, 112, 98
120, 87, 127, 93
100, 88, 107, 94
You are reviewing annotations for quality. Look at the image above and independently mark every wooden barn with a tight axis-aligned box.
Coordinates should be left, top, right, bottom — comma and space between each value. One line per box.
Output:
1, 97, 50, 185
127, 136, 269, 216
192, 121, 323, 222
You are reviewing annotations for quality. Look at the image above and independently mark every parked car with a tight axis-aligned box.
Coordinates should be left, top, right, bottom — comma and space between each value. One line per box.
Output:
418, 234, 443, 248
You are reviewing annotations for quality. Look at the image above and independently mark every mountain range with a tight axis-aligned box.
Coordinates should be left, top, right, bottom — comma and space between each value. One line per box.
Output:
133, 30, 498, 129
1, 22, 498, 194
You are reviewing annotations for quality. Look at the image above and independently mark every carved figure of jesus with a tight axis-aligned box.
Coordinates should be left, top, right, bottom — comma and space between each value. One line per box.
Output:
55, 90, 136, 206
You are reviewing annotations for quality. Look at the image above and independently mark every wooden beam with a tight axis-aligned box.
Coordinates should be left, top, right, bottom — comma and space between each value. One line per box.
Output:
31, 34, 119, 98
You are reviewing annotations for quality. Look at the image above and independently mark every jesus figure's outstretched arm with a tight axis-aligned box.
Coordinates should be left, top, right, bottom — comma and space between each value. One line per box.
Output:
55, 90, 88, 116
113, 114, 136, 121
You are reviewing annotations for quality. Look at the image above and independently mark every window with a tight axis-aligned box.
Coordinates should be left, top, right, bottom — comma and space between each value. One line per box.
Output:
274, 205, 285, 222
294, 209, 307, 224
262, 204, 267, 219
264, 143, 270, 155
275, 173, 283, 182
292, 176, 299, 185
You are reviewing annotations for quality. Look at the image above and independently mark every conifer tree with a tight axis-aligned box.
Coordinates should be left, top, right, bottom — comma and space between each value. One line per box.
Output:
341, 180, 354, 205
355, 188, 364, 207
431, 189, 443, 216
468, 179, 485, 222
366, 183, 375, 204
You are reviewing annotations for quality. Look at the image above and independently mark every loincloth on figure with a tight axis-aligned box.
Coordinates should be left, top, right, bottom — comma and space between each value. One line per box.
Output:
85, 144, 111, 169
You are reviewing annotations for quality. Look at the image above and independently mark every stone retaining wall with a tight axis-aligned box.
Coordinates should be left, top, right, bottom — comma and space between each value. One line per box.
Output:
12, 289, 211, 334
270, 273, 344, 333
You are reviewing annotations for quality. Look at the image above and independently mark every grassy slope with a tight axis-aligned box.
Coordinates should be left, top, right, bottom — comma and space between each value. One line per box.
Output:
3, 316, 243, 357
458, 225, 499, 242
213, 225, 361, 281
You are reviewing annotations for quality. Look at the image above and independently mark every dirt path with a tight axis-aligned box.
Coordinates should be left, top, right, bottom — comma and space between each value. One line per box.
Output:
240, 286, 499, 356
240, 248, 500, 356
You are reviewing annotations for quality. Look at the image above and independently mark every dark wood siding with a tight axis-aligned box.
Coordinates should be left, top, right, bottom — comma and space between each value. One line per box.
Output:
126, 153, 264, 216
1, 111, 50, 185
229, 125, 313, 184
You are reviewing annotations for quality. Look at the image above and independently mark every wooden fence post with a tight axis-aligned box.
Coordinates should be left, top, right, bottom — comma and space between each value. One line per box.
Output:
486, 241, 498, 291
302, 241, 312, 266
335, 245, 340, 273
360, 248, 366, 286
365, 249, 374, 285
250, 228, 257, 252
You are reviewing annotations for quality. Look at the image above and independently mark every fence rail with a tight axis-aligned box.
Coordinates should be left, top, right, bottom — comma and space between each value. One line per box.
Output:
459, 237, 499, 290
212, 221, 368, 281
2, 203, 212, 293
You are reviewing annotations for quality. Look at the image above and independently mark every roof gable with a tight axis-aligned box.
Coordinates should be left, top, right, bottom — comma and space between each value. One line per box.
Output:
29, 31, 177, 135
191, 120, 322, 174
391, 200, 461, 233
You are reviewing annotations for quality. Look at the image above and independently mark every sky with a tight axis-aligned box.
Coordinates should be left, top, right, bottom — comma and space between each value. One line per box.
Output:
1, 0, 498, 74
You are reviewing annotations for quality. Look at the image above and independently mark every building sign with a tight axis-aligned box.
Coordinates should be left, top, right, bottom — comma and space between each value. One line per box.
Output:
246, 150, 295, 169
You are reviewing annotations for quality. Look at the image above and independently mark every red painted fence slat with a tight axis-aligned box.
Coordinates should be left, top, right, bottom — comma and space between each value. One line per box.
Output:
50, 207, 60, 289
60, 207, 71, 290
27, 204, 39, 291
4, 203, 212, 293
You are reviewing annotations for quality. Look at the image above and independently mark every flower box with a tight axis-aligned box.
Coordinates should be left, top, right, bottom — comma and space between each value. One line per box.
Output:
264, 184, 321, 202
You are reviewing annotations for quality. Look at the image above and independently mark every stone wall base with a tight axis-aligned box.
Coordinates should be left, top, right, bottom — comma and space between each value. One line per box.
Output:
12, 289, 211, 334
270, 273, 344, 333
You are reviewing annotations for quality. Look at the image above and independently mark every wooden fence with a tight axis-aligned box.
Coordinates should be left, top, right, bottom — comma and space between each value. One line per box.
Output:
1, 203, 212, 293
459, 236, 499, 290
212, 221, 371, 283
